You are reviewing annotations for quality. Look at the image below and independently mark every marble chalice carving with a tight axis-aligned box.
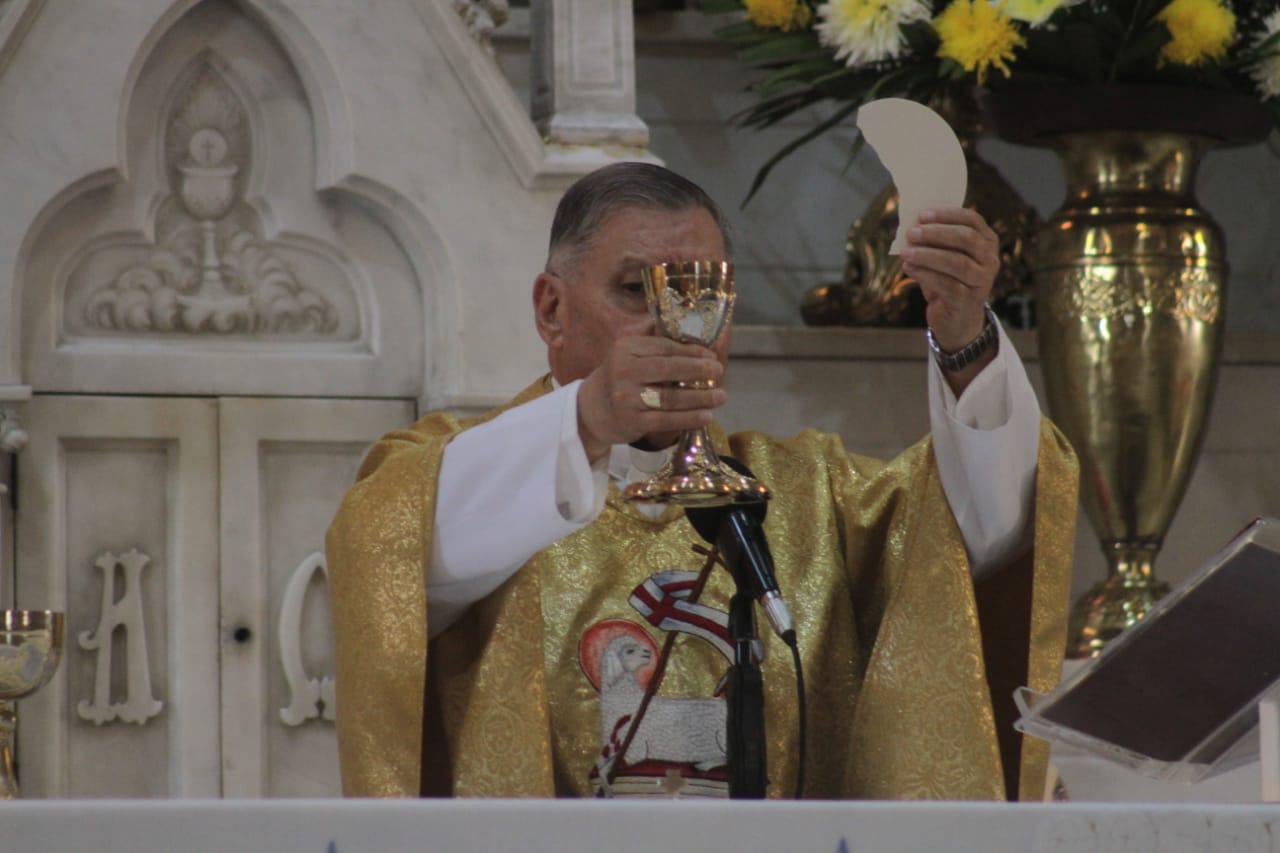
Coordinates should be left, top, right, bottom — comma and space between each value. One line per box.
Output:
72, 55, 349, 338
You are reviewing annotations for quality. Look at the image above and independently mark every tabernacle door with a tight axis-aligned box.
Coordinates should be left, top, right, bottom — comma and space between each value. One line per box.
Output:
15, 395, 220, 798
15, 395, 413, 797
218, 397, 414, 798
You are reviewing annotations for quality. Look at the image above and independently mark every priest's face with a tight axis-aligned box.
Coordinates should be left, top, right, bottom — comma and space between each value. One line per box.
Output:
534, 204, 730, 384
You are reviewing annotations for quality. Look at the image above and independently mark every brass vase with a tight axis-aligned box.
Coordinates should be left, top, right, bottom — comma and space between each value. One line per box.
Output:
1033, 131, 1225, 657
986, 85, 1270, 658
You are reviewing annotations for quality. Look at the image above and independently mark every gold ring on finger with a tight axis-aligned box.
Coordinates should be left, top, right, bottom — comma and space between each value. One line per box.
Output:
640, 386, 662, 410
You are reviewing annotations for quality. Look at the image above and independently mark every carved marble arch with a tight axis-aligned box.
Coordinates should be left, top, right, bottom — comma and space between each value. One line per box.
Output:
65, 50, 355, 341
19, 0, 432, 399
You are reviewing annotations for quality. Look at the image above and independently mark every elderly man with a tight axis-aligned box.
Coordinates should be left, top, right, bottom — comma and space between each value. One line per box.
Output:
327, 163, 1077, 801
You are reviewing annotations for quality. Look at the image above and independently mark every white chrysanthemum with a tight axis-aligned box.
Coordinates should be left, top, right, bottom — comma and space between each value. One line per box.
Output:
1250, 9, 1280, 99
815, 0, 932, 68
1003, 0, 1082, 28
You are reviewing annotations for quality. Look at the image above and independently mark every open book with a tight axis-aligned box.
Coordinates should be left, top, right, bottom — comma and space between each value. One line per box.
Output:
1015, 518, 1280, 784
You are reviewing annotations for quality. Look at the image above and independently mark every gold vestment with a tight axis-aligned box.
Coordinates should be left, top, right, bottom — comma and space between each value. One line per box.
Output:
327, 377, 1078, 800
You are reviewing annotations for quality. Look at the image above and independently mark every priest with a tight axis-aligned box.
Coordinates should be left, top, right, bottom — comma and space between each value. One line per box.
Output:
326, 163, 1078, 800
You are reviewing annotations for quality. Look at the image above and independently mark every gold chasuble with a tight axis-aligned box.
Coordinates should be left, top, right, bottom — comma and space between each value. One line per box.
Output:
327, 376, 1078, 801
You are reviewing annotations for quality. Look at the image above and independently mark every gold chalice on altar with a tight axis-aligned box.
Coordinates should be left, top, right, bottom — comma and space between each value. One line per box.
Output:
0, 610, 64, 798
623, 261, 769, 507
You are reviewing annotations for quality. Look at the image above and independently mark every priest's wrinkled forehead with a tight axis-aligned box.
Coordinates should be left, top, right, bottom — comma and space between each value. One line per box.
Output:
545, 162, 733, 275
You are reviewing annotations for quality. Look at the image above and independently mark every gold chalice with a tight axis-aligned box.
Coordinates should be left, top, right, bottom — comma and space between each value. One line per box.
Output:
0, 610, 64, 798
623, 261, 770, 506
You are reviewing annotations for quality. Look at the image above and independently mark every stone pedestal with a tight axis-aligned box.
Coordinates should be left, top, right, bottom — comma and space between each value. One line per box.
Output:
531, 0, 649, 148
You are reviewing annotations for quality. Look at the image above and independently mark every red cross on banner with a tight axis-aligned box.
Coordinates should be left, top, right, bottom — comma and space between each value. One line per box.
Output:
628, 570, 734, 664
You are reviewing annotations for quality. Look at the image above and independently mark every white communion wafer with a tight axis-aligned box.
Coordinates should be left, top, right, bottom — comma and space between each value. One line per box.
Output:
856, 98, 967, 255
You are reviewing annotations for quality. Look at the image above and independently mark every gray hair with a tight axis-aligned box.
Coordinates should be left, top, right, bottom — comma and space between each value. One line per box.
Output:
546, 162, 733, 274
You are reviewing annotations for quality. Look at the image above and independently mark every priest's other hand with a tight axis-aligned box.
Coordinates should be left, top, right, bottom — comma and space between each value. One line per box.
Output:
900, 207, 999, 353
576, 335, 725, 464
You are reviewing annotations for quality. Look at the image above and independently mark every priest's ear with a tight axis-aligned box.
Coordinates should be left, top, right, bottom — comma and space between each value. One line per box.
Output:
534, 271, 567, 351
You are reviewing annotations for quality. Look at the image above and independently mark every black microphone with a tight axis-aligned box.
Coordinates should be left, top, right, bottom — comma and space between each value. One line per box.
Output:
685, 458, 794, 642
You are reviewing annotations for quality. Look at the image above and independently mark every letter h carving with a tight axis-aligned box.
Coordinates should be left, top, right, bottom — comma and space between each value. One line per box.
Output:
78, 550, 164, 725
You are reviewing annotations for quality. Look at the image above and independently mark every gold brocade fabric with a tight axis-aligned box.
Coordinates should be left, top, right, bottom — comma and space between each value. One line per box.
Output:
327, 376, 1078, 800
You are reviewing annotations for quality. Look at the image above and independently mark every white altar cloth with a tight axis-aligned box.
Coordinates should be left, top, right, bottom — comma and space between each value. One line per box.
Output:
2, 799, 1280, 853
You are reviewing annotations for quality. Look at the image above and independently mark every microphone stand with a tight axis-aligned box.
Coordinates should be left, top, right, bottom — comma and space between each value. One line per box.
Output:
726, 576, 767, 798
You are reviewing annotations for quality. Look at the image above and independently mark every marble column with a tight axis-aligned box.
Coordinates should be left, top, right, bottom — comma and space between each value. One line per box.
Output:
530, 0, 649, 147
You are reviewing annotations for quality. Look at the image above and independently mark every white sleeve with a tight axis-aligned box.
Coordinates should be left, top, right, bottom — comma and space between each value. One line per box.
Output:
927, 322, 1041, 579
427, 380, 609, 636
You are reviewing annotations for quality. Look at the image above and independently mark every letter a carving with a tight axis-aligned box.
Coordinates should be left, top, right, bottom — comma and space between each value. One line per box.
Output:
78, 550, 164, 725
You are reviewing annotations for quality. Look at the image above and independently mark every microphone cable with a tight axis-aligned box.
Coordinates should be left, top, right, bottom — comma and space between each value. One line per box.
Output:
783, 628, 805, 800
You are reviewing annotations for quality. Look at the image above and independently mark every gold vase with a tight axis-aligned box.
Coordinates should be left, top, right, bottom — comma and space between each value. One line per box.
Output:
1032, 131, 1226, 657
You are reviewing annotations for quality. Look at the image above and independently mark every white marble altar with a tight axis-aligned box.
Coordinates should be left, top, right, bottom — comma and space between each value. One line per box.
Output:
3, 800, 1280, 853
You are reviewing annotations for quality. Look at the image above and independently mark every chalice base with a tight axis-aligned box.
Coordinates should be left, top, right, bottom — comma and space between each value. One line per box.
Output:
623, 428, 769, 507
623, 459, 769, 507
1068, 569, 1171, 659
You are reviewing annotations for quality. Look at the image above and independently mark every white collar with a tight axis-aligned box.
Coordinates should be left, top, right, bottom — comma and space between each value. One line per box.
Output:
609, 442, 673, 485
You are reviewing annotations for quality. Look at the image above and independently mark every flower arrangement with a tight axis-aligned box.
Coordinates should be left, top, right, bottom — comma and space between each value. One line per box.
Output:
697, 0, 1280, 198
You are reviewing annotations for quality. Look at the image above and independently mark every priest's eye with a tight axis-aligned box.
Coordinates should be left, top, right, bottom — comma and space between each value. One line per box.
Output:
619, 280, 644, 298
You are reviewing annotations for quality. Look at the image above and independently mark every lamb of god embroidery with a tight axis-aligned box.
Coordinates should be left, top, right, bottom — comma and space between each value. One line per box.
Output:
579, 570, 742, 799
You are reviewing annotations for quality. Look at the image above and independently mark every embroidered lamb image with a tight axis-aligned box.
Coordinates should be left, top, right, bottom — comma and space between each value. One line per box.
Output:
580, 569, 739, 799
595, 630, 726, 770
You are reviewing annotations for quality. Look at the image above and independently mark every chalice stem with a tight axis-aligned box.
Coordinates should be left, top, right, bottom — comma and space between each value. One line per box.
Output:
671, 426, 718, 477
0, 698, 17, 798
670, 375, 720, 475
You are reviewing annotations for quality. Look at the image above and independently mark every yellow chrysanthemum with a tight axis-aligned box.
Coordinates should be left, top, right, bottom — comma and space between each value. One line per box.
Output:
816, 0, 932, 67
934, 1, 1026, 84
1004, 0, 1079, 28
1157, 0, 1236, 66
744, 0, 813, 31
